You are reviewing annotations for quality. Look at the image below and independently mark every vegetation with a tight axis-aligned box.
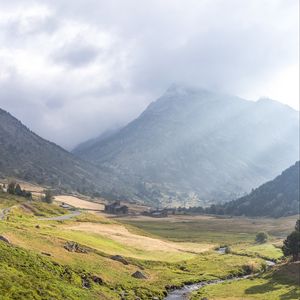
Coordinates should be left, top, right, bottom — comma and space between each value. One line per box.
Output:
213, 161, 299, 218
43, 189, 54, 204
6, 181, 32, 199
282, 220, 300, 262
0, 191, 298, 299
191, 262, 300, 300
255, 232, 269, 244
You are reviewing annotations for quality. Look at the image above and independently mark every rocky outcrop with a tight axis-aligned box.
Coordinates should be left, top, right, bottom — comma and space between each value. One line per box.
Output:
132, 271, 147, 279
64, 241, 88, 253
111, 255, 129, 265
0, 235, 10, 244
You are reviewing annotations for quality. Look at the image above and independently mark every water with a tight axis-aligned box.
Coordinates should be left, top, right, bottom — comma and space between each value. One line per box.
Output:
164, 259, 275, 300
164, 276, 252, 300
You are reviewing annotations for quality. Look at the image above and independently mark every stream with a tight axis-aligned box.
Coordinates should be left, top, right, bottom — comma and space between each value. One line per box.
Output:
164, 248, 275, 300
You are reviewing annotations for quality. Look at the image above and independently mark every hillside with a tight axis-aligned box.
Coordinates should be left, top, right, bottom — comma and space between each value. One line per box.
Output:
0, 191, 298, 300
74, 85, 299, 206
218, 161, 299, 218
0, 108, 104, 194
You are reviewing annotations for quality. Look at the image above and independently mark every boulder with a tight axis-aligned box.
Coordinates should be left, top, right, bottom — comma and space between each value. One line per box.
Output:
111, 255, 129, 265
0, 235, 10, 244
64, 241, 87, 253
92, 275, 103, 284
131, 271, 147, 279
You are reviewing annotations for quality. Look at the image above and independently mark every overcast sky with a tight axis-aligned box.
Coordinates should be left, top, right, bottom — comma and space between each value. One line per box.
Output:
0, 0, 298, 149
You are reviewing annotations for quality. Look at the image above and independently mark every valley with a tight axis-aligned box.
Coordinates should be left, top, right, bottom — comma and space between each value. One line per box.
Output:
0, 187, 298, 299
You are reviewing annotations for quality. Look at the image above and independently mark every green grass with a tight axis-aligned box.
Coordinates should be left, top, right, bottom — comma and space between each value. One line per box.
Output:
0, 193, 298, 299
0, 242, 115, 300
233, 243, 283, 261
191, 263, 300, 300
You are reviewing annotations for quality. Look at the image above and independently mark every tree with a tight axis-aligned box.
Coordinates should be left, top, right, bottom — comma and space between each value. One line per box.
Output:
7, 181, 16, 194
295, 219, 300, 232
282, 220, 300, 261
15, 184, 23, 196
43, 189, 53, 204
255, 231, 269, 243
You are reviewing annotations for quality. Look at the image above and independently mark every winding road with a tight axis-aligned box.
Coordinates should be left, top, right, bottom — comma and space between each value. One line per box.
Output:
37, 211, 81, 221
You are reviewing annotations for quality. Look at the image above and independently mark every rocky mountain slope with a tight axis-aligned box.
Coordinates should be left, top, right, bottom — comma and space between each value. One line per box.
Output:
74, 85, 299, 206
218, 161, 299, 218
0, 108, 103, 194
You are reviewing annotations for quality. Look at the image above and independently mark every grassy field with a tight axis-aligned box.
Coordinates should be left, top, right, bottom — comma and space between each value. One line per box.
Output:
0, 191, 298, 299
192, 262, 300, 300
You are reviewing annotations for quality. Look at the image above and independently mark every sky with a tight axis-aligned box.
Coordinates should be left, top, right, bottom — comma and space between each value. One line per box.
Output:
0, 0, 298, 149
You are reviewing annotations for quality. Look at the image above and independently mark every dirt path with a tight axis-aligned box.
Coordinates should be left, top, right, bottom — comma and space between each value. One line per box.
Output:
38, 211, 81, 221
66, 222, 214, 254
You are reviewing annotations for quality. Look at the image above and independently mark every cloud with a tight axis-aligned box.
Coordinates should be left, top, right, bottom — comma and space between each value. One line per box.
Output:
52, 42, 100, 68
0, 0, 298, 149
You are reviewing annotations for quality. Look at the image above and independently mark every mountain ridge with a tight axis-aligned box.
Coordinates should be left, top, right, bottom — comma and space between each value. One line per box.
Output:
74, 85, 299, 206
216, 161, 300, 217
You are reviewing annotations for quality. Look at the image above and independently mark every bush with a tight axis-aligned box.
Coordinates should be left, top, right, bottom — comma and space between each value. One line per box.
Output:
225, 246, 232, 254
43, 189, 53, 204
282, 220, 300, 261
255, 232, 268, 243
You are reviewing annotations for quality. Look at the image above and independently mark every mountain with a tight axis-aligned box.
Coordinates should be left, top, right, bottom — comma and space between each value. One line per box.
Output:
217, 161, 299, 217
73, 126, 121, 154
74, 85, 299, 206
0, 108, 102, 194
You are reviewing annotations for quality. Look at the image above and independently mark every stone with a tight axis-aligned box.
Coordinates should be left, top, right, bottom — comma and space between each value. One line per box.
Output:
131, 271, 147, 279
64, 241, 87, 253
92, 275, 103, 284
111, 255, 129, 265
0, 235, 10, 244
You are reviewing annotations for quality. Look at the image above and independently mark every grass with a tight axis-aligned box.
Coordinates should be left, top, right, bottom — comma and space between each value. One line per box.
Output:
120, 215, 297, 245
233, 243, 283, 261
0, 193, 298, 299
0, 242, 115, 300
191, 262, 300, 300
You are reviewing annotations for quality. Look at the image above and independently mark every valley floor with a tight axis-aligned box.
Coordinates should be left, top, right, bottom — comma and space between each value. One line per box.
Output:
0, 191, 299, 299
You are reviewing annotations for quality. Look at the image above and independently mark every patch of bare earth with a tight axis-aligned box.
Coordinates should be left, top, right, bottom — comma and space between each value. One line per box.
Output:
55, 195, 104, 210
66, 222, 214, 254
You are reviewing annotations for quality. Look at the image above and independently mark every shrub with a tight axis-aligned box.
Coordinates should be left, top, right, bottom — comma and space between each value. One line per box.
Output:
255, 232, 268, 243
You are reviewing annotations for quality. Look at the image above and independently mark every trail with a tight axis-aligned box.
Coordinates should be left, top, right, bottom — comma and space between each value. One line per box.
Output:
38, 211, 81, 221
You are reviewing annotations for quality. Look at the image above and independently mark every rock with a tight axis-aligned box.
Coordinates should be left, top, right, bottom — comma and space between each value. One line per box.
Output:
152, 297, 159, 300
131, 271, 147, 279
64, 241, 87, 253
41, 252, 51, 256
111, 255, 129, 265
92, 275, 103, 284
35, 225, 40, 229
0, 235, 10, 244
81, 275, 91, 289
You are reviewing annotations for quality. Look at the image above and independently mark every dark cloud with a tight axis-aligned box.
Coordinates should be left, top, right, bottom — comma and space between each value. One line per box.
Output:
52, 43, 100, 68
0, 0, 298, 149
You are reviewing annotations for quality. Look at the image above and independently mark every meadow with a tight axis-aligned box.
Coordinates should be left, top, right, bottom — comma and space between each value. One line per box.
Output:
0, 191, 299, 299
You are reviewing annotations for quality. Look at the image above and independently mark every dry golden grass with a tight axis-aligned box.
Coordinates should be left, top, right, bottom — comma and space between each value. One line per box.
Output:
55, 195, 105, 210
66, 222, 214, 254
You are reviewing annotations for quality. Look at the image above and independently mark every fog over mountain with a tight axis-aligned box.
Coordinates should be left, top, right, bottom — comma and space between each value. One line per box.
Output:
0, 0, 298, 148
74, 85, 299, 206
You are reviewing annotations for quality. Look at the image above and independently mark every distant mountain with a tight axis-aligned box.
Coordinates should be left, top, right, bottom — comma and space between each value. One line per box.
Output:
217, 161, 299, 217
0, 108, 103, 194
73, 126, 120, 155
73, 85, 299, 206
